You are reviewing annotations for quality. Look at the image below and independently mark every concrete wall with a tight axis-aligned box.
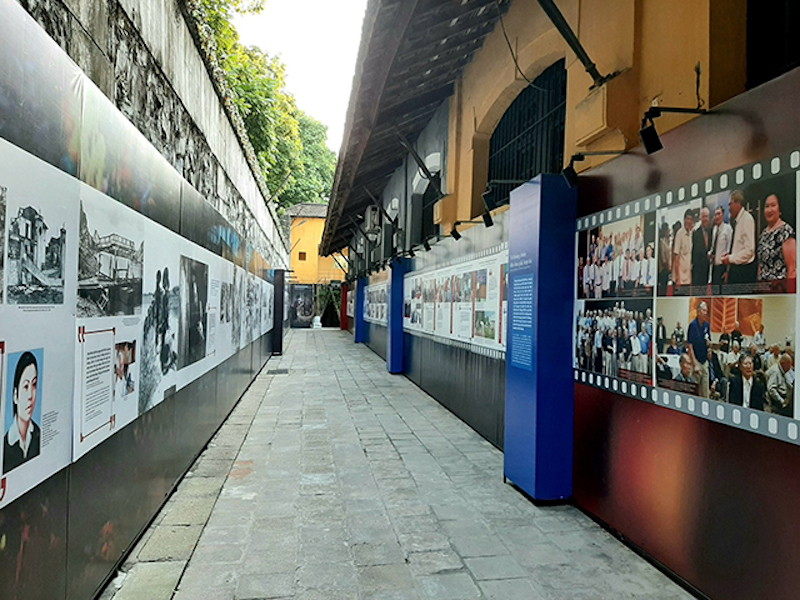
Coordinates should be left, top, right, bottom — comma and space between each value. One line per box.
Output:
19, 0, 288, 268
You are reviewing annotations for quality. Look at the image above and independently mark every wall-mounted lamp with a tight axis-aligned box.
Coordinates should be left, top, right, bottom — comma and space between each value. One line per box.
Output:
423, 238, 431, 252
562, 150, 626, 189
482, 211, 494, 228
450, 220, 484, 240
639, 106, 708, 155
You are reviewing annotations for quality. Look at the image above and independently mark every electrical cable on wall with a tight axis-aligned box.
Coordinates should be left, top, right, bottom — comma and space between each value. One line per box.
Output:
494, 0, 547, 92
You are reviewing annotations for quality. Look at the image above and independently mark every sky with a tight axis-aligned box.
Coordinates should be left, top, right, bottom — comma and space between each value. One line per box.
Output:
233, 0, 369, 154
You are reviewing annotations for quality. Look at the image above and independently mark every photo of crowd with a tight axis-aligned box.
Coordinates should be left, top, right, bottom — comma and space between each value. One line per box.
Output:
657, 173, 796, 297
574, 299, 654, 385
655, 296, 795, 417
577, 214, 656, 299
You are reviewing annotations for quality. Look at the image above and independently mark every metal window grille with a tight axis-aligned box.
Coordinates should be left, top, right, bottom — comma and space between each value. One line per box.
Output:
484, 59, 567, 210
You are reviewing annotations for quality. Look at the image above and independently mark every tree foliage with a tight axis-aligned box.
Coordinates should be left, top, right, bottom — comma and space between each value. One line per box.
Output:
200, 0, 336, 209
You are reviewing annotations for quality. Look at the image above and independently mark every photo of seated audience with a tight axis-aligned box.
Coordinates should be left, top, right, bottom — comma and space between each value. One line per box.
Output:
656, 174, 796, 298
576, 214, 655, 299
656, 296, 795, 416
574, 298, 654, 385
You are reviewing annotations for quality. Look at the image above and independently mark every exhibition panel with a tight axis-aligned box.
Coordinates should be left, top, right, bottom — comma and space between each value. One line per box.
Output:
0, 3, 285, 599
573, 66, 800, 600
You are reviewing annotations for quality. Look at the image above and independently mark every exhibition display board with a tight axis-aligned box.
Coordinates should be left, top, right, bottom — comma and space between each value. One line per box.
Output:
574, 151, 800, 445
0, 3, 283, 598
403, 245, 509, 356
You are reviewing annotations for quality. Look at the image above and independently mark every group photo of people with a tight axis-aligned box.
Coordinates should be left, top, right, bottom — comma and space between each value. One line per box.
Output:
656, 173, 797, 297
655, 296, 796, 417
576, 214, 656, 299
574, 299, 654, 385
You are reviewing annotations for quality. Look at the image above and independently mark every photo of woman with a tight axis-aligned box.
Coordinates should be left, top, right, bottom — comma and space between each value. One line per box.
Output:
758, 193, 797, 292
3, 350, 42, 474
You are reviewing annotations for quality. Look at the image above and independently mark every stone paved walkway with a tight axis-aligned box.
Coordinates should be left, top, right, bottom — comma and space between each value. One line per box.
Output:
101, 329, 694, 600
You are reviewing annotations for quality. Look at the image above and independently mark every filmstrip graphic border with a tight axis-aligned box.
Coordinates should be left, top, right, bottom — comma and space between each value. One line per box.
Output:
574, 369, 800, 446
576, 150, 800, 231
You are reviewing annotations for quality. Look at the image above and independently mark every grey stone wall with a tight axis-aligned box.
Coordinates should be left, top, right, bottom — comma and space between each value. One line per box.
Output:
17, 0, 288, 267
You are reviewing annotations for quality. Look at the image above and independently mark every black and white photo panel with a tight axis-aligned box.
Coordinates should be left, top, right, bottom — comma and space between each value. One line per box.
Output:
0, 139, 78, 508
178, 255, 209, 370
77, 184, 144, 318
138, 220, 181, 416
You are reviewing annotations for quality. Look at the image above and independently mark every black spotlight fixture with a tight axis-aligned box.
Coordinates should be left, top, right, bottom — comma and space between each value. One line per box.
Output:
408, 247, 415, 258
423, 238, 432, 252
482, 211, 494, 228
450, 225, 462, 241
639, 106, 707, 155
562, 150, 627, 189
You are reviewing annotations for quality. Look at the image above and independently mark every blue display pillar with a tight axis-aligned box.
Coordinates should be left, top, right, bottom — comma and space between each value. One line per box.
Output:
504, 175, 577, 501
354, 277, 367, 344
387, 259, 406, 373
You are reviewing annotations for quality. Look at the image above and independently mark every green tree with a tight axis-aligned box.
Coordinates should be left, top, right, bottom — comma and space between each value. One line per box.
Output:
280, 112, 337, 207
198, 0, 336, 209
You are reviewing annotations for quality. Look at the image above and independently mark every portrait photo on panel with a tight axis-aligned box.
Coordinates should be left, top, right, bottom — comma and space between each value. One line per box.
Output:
656, 295, 795, 417
178, 256, 209, 369
3, 349, 43, 474
577, 213, 656, 299
574, 298, 655, 386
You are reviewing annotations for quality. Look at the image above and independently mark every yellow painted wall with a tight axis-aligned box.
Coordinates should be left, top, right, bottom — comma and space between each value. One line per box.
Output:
291, 216, 347, 284
439, 0, 746, 230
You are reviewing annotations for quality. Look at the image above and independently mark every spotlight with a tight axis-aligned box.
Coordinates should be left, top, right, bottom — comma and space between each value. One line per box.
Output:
561, 160, 580, 189
639, 118, 663, 155
423, 238, 431, 252
408, 248, 415, 258
638, 106, 707, 155
482, 211, 494, 228
450, 225, 462, 241
562, 151, 627, 188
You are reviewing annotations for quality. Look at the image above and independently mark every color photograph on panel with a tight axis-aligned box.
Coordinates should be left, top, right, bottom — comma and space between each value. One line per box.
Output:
575, 151, 800, 445
574, 298, 654, 386
577, 213, 656, 299
402, 249, 509, 353
3, 348, 43, 475
655, 295, 796, 416
657, 172, 796, 297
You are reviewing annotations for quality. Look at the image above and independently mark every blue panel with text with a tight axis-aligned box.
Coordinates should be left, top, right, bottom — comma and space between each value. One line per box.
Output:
504, 175, 577, 500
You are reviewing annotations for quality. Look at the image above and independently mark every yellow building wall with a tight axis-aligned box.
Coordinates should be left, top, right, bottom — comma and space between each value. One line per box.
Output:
438, 0, 746, 230
291, 216, 347, 284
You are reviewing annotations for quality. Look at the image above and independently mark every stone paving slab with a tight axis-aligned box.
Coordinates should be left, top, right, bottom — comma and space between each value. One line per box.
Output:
100, 330, 695, 600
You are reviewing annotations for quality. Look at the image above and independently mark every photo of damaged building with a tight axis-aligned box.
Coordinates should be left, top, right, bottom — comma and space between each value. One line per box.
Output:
77, 201, 144, 317
7, 205, 66, 304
